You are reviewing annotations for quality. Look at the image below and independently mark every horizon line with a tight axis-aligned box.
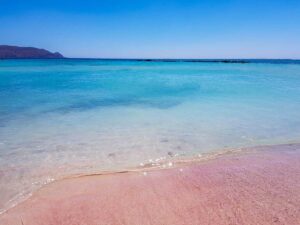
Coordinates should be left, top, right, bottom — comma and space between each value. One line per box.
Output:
1, 57, 300, 60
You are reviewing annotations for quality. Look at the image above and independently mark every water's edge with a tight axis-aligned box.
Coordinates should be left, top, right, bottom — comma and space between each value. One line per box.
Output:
1, 141, 299, 216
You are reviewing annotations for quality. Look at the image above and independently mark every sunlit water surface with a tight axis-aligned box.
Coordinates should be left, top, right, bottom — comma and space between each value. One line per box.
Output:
1, 59, 300, 212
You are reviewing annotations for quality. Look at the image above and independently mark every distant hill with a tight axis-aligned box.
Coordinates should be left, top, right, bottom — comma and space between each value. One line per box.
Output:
0, 45, 64, 59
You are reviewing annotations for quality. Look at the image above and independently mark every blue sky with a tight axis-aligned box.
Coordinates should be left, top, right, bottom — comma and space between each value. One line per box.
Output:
1, 0, 300, 58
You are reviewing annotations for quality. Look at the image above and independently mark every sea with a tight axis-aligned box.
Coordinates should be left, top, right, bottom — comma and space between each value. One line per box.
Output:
1, 59, 300, 213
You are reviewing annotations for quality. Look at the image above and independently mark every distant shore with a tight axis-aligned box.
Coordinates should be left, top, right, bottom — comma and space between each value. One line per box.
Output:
0, 45, 64, 59
1, 143, 300, 225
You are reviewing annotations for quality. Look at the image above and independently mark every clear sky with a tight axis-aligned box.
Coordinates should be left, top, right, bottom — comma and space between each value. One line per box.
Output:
1, 0, 300, 58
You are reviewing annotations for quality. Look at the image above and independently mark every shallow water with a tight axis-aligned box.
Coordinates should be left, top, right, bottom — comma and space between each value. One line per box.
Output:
1, 59, 300, 212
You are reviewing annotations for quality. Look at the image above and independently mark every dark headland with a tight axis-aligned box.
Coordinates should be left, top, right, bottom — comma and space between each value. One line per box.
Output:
0, 45, 64, 59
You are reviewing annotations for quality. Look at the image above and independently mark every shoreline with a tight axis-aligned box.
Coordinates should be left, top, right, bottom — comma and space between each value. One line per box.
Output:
24, 142, 299, 181
0, 145, 242, 216
0, 143, 246, 216
1, 143, 300, 224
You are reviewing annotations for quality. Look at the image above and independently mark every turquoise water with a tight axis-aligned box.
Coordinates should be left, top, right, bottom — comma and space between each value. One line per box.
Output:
1, 59, 300, 212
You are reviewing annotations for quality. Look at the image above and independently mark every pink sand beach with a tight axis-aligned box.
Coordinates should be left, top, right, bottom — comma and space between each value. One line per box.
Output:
1, 144, 300, 225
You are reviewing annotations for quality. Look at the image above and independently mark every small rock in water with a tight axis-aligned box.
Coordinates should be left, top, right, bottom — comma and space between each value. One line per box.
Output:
108, 153, 116, 158
168, 151, 173, 157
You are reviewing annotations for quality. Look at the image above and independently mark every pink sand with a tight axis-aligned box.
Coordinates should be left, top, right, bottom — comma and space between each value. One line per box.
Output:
1, 144, 300, 225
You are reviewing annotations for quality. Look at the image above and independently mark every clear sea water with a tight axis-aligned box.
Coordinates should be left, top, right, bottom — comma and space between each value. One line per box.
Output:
1, 59, 300, 212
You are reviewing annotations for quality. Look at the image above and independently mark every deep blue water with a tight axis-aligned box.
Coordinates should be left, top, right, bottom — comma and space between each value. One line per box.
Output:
1, 59, 300, 212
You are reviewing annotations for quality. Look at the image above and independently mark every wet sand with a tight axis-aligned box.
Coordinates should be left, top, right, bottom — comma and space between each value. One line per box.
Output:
1, 144, 300, 225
